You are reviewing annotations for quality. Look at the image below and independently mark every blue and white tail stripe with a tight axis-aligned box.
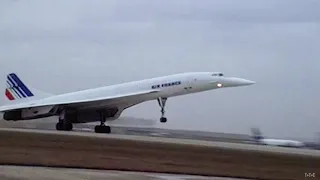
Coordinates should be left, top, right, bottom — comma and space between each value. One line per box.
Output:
5, 73, 34, 101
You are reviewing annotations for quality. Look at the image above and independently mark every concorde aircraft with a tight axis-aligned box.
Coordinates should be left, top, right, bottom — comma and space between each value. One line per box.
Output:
0, 72, 255, 134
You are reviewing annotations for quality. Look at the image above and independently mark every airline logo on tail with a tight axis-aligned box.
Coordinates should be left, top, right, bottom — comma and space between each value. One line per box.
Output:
5, 73, 34, 101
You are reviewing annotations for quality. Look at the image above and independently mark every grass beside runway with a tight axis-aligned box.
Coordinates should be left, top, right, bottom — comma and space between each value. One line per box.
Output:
0, 130, 319, 180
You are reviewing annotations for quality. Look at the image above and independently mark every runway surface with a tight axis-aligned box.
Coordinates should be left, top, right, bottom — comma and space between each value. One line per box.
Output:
1, 127, 319, 157
0, 128, 319, 180
0, 166, 246, 180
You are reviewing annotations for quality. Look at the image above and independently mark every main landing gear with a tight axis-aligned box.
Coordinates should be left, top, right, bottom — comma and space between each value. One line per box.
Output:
158, 97, 167, 123
56, 110, 73, 131
56, 121, 73, 131
55, 109, 111, 134
94, 111, 111, 134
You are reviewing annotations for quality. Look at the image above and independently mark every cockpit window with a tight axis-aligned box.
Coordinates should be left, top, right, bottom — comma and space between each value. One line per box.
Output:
212, 73, 224, 76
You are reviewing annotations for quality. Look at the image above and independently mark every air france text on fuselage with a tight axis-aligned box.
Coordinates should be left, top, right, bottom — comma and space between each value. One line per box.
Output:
151, 81, 182, 89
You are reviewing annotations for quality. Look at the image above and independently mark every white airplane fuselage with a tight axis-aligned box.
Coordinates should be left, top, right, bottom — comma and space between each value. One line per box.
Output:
29, 72, 254, 110
260, 138, 305, 148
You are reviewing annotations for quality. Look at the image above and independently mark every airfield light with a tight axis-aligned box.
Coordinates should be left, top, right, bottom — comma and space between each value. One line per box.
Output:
217, 83, 223, 87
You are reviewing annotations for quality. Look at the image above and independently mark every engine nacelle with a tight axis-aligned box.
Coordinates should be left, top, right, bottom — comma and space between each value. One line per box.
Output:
70, 110, 101, 123
69, 107, 119, 123
3, 105, 57, 121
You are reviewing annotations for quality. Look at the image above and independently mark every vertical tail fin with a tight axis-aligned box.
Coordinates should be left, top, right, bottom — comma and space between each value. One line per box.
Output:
251, 127, 264, 141
5, 73, 52, 102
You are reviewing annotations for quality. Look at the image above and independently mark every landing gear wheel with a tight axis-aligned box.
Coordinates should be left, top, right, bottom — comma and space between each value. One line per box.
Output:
56, 109, 73, 131
157, 97, 168, 123
55, 122, 73, 131
160, 117, 167, 123
94, 110, 111, 134
65, 123, 73, 131
94, 125, 111, 134
56, 122, 63, 131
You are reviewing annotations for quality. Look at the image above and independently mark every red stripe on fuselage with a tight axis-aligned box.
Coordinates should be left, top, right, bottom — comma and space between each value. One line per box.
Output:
5, 89, 15, 100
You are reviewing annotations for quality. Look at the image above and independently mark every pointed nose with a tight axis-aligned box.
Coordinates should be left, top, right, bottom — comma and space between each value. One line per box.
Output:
238, 79, 256, 86
227, 77, 256, 87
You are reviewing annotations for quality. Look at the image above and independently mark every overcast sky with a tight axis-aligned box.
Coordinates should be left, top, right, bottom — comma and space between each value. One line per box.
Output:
0, 0, 319, 140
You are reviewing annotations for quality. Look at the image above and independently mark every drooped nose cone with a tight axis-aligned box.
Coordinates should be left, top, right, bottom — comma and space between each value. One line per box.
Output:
224, 77, 256, 87
236, 78, 256, 86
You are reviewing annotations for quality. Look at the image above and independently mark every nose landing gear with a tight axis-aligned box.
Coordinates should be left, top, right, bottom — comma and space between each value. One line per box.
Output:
158, 97, 167, 123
